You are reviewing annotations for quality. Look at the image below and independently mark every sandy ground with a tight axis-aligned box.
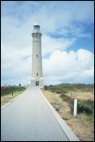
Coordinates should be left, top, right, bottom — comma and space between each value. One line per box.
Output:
42, 90, 94, 141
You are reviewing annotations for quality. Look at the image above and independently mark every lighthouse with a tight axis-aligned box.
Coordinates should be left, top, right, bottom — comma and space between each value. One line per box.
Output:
31, 24, 44, 88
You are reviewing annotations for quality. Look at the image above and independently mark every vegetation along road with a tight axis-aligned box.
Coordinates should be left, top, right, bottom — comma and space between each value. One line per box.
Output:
42, 83, 94, 141
1, 86, 26, 106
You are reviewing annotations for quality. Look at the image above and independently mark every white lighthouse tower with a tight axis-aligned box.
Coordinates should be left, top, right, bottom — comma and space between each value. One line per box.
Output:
31, 24, 44, 88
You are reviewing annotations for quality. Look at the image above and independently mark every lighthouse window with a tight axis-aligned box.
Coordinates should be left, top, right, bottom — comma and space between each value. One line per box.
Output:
37, 73, 38, 76
36, 54, 38, 58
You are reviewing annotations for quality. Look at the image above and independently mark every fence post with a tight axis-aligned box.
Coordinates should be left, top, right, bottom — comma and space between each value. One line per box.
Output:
73, 99, 77, 117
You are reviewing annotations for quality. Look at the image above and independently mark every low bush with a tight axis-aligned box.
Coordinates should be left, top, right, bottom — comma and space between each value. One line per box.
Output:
77, 100, 94, 114
44, 85, 48, 90
47, 83, 94, 94
1, 86, 26, 96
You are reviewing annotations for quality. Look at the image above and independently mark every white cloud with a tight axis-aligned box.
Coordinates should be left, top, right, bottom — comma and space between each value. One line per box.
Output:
1, 43, 32, 85
2, 42, 94, 85
43, 49, 94, 85
1, 1, 94, 85
42, 35, 76, 56
1, 1, 94, 47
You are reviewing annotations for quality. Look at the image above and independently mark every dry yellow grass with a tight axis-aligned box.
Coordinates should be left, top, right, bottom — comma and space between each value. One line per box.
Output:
66, 91, 94, 101
42, 89, 94, 141
1, 91, 23, 106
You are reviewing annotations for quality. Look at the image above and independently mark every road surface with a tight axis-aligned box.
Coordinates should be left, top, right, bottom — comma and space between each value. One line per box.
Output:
1, 87, 79, 141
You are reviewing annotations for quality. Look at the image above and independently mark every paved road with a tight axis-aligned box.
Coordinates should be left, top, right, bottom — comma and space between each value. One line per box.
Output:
1, 87, 75, 141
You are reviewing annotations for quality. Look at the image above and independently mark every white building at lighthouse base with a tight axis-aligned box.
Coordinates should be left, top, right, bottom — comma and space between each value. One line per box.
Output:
31, 77, 44, 88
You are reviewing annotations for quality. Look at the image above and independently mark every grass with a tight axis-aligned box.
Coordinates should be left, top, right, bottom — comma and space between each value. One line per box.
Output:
44, 83, 94, 94
42, 83, 94, 141
1, 86, 26, 106
1, 86, 26, 96
60, 93, 94, 115
78, 113, 94, 122
44, 83, 94, 115
43, 83, 94, 141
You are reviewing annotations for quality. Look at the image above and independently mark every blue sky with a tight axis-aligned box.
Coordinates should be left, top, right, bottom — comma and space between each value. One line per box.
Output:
1, 1, 94, 85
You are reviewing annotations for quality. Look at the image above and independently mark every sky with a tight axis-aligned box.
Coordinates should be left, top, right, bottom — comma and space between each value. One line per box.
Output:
1, 1, 94, 86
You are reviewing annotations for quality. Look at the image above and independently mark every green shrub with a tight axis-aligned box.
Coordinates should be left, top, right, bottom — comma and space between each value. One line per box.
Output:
1, 86, 26, 96
77, 100, 94, 114
47, 83, 94, 93
44, 85, 48, 90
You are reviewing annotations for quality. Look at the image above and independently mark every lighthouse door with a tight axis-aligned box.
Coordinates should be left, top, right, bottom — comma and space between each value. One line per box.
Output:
36, 81, 39, 86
